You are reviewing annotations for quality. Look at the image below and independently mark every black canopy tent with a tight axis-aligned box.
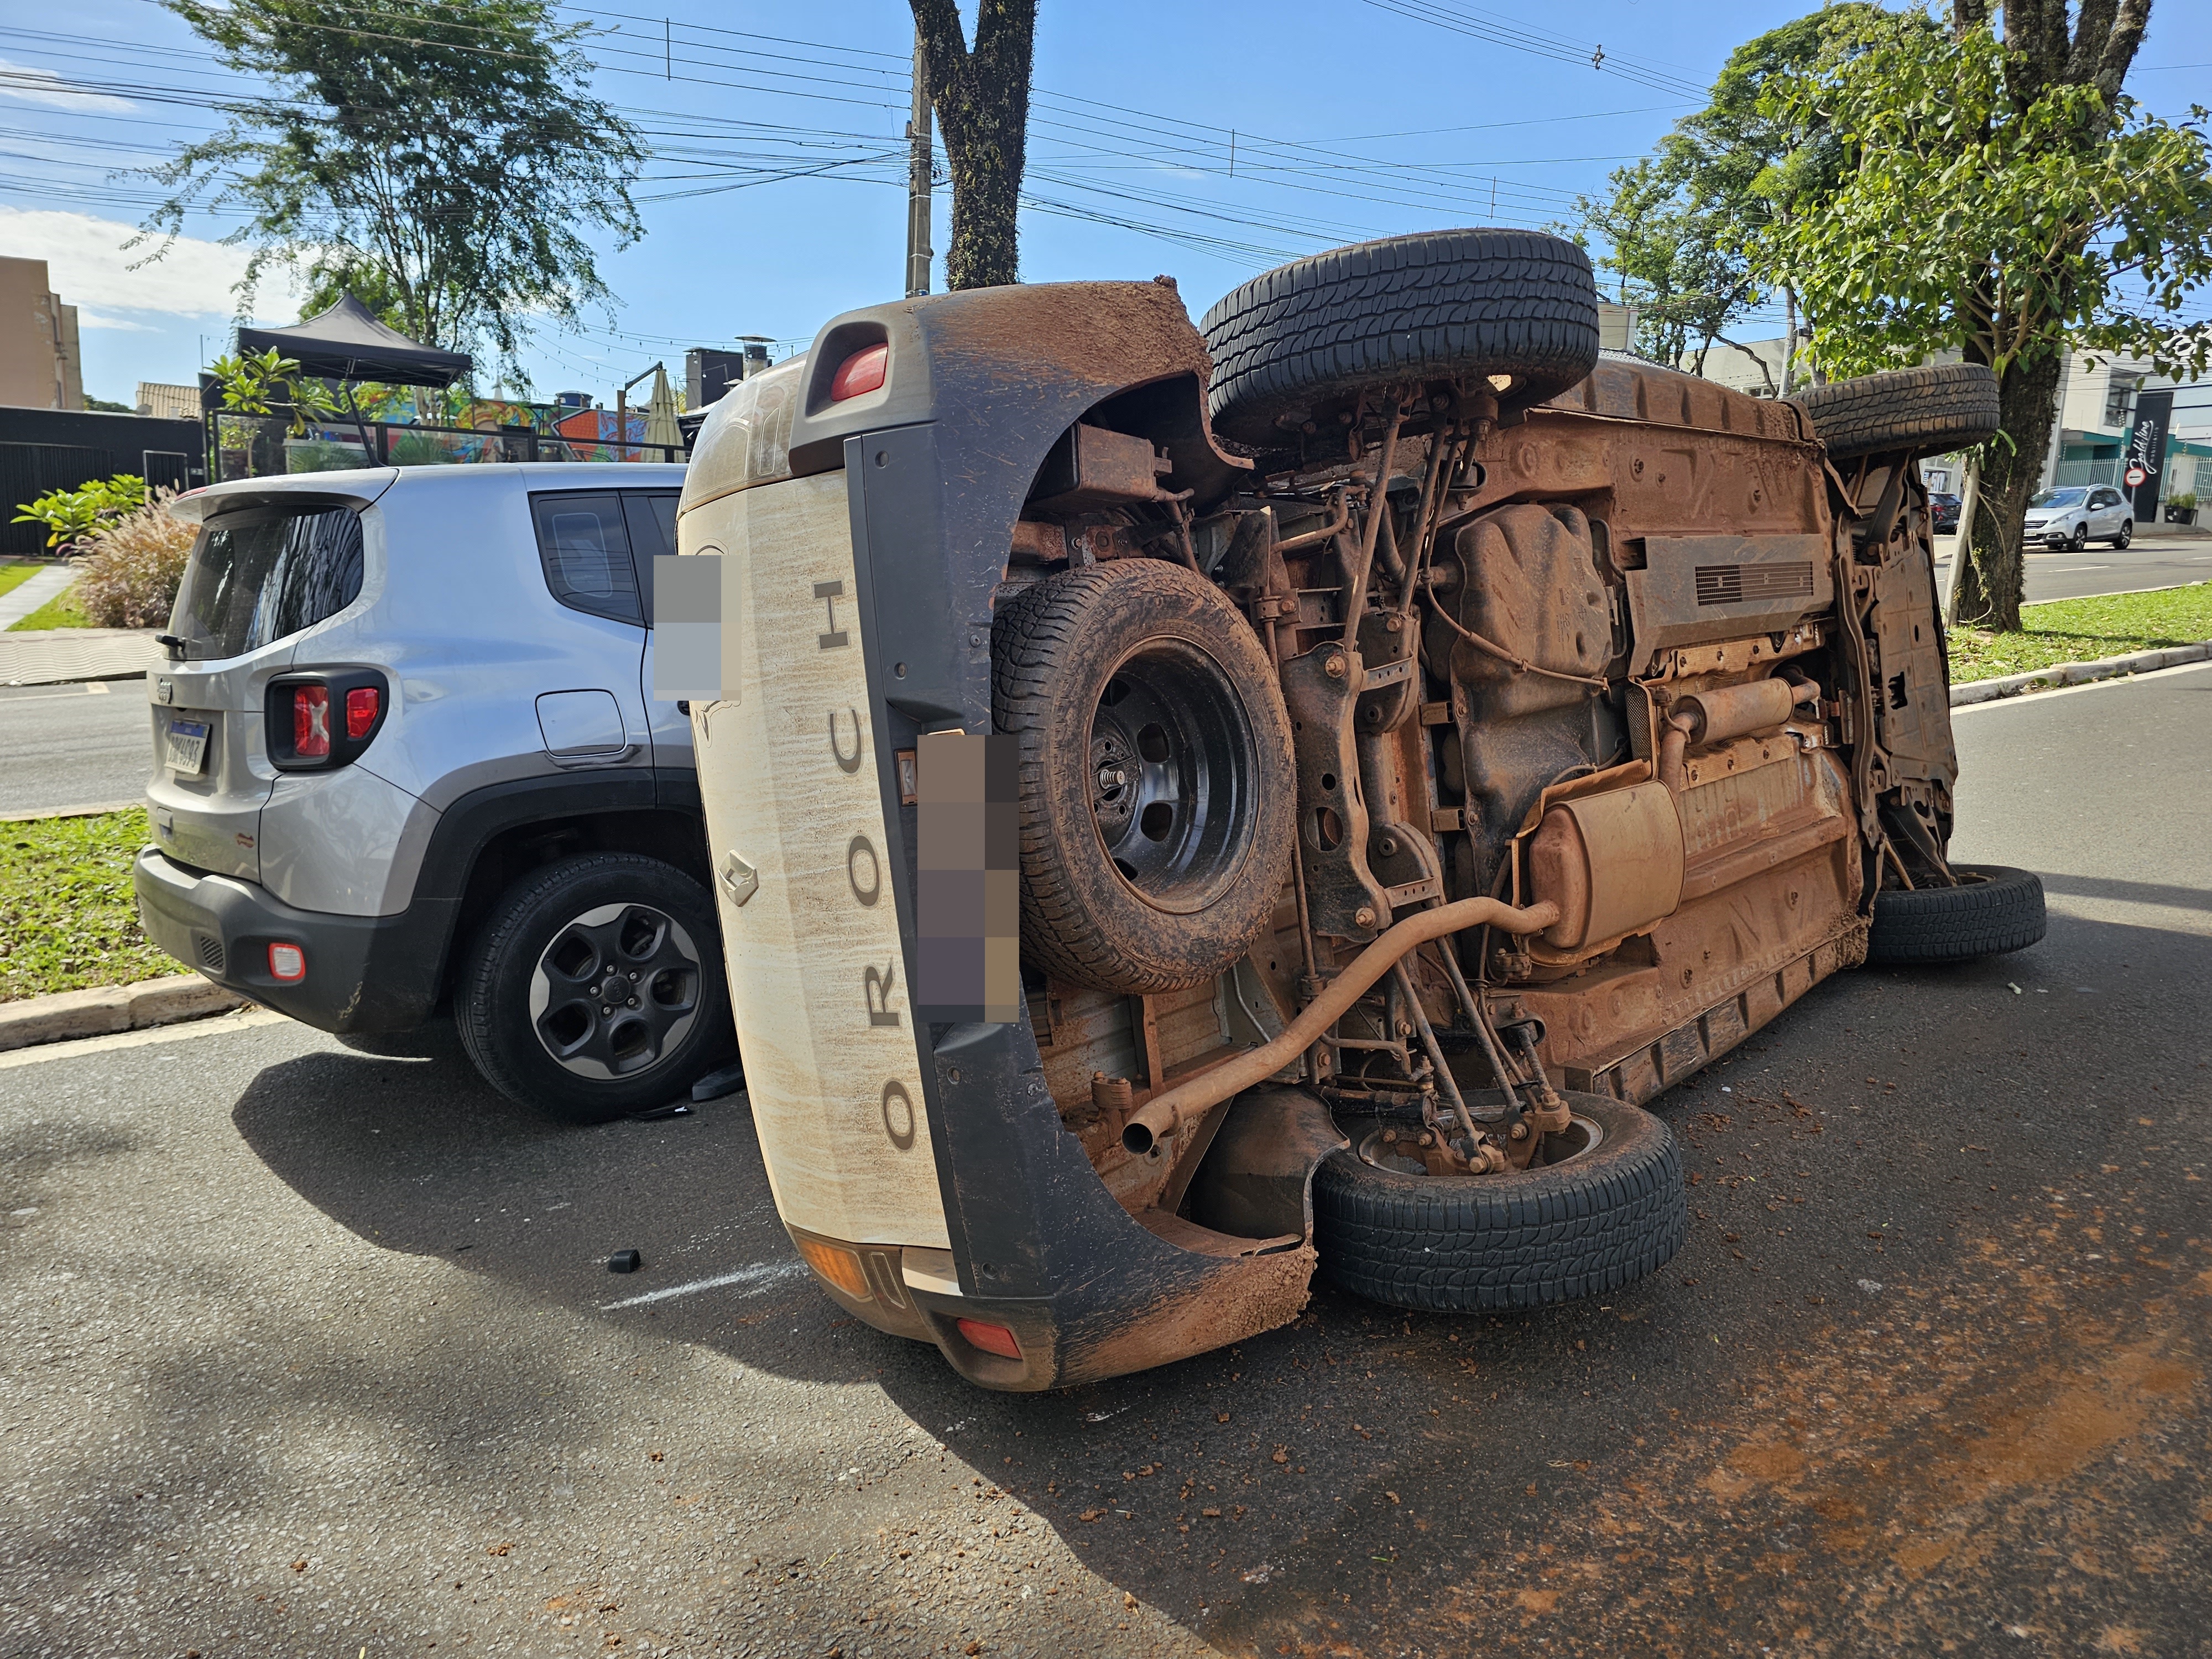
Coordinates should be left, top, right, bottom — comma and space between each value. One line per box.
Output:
222, 294, 473, 469
234, 294, 472, 388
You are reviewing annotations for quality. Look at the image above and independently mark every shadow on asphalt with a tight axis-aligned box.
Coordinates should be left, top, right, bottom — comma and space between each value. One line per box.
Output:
226, 906, 2212, 1652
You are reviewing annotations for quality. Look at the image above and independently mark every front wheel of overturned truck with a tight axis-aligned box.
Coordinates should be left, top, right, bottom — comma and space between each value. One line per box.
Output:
1313, 1093, 1687, 1311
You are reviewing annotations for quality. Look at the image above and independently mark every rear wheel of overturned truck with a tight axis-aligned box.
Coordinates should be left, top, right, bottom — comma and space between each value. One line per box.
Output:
1313, 1092, 1688, 1311
993, 559, 1298, 994
1201, 227, 1602, 447
1787, 362, 2001, 461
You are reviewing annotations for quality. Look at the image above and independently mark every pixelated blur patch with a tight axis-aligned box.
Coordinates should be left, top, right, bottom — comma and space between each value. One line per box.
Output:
914, 729, 1019, 1024
653, 553, 739, 700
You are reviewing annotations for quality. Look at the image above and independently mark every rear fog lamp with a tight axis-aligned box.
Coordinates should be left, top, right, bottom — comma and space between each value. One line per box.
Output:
345, 685, 380, 739
956, 1318, 1022, 1360
267, 943, 306, 982
830, 343, 888, 401
794, 1236, 870, 1300
292, 685, 331, 758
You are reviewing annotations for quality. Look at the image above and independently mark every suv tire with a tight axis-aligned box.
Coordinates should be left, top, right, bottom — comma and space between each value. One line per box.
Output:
2112, 519, 2133, 549
1314, 1093, 1686, 1311
993, 559, 1297, 994
1866, 863, 2047, 964
1788, 362, 2001, 461
1199, 229, 1601, 446
456, 852, 734, 1123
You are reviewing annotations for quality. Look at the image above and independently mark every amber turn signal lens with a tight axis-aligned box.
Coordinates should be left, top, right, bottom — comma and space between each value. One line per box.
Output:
956, 1318, 1021, 1360
794, 1237, 870, 1301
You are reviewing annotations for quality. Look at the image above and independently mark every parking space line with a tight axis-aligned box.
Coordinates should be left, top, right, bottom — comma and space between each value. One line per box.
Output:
598, 1260, 806, 1309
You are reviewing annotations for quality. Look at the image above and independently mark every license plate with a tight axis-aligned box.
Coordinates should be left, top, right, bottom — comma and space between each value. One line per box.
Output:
164, 718, 210, 775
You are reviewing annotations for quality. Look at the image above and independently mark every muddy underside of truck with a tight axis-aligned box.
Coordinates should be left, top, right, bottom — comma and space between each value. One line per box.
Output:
681, 231, 2033, 1388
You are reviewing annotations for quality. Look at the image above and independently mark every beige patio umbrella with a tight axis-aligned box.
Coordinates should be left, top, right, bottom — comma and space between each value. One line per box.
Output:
643, 363, 682, 457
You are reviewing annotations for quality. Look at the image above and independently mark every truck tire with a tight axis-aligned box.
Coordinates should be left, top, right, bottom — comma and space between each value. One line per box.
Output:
455, 852, 735, 1124
1866, 863, 2046, 963
1789, 363, 2001, 461
1200, 229, 1601, 446
1314, 1093, 1686, 1312
993, 559, 1296, 994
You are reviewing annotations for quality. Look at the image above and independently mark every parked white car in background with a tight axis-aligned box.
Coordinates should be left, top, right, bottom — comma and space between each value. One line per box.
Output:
2021, 484, 2133, 550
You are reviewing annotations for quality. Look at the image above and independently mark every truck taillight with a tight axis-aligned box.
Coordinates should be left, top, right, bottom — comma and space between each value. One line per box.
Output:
345, 685, 380, 739
830, 343, 888, 401
293, 686, 331, 758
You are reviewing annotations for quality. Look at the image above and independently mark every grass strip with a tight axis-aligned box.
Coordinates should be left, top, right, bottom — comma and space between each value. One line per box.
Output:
0, 808, 176, 1002
1946, 582, 2212, 684
0, 561, 50, 602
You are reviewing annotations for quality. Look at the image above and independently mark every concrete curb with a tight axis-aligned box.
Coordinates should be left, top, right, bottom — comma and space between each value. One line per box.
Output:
0, 974, 249, 1053
0, 800, 142, 824
1950, 640, 2212, 706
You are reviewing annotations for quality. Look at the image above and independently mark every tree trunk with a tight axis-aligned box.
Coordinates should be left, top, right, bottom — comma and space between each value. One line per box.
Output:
910, 0, 1037, 291
1953, 350, 2063, 632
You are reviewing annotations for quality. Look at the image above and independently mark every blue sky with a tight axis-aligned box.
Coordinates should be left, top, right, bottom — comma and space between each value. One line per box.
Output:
3, 0, 2208, 406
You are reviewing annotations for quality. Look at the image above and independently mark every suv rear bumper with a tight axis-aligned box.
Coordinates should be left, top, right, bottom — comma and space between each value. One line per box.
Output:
133, 846, 448, 1034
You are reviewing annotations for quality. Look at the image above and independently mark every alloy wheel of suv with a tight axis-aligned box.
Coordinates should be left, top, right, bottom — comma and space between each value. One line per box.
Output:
456, 852, 735, 1123
528, 901, 702, 1079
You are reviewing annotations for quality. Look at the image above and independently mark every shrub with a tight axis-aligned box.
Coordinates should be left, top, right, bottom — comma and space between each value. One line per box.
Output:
69, 491, 198, 629
11, 473, 149, 550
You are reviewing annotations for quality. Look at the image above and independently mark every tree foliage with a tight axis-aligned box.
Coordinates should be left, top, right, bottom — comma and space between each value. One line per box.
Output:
910, 0, 1037, 291
145, 0, 644, 388
1574, 4, 1890, 382
1754, 0, 2208, 628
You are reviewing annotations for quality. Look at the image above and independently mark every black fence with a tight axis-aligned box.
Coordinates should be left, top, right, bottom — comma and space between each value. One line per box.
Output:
1, 405, 206, 557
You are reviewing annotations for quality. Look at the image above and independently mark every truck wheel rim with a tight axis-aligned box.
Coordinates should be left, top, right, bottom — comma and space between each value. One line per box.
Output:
1088, 639, 1258, 915
1354, 1114, 1604, 1176
527, 901, 701, 1081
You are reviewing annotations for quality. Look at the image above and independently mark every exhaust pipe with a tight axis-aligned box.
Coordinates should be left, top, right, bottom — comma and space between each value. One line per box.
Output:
1118, 894, 1561, 1157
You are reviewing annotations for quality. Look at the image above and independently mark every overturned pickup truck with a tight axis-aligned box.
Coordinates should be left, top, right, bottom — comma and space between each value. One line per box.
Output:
675, 230, 2043, 1390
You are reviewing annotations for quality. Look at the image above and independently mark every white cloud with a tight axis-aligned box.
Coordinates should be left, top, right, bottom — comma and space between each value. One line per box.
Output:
0, 57, 135, 114
76, 308, 157, 332
0, 207, 306, 321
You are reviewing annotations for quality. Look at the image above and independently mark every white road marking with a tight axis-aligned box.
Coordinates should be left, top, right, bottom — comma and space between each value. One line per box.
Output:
0, 1006, 290, 1070
597, 1259, 806, 1310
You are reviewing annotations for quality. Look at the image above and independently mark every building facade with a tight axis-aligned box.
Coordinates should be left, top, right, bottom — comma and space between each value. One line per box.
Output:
0, 257, 84, 411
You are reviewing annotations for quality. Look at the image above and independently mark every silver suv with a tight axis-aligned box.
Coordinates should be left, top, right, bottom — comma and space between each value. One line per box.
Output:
131, 463, 736, 1121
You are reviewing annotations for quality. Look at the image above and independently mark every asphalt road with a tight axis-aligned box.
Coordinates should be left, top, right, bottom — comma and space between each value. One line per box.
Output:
1933, 527, 2212, 603
0, 680, 151, 816
3, 662, 2209, 1658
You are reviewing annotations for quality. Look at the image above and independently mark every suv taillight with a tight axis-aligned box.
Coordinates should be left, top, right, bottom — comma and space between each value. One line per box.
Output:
293, 686, 331, 758
267, 669, 388, 771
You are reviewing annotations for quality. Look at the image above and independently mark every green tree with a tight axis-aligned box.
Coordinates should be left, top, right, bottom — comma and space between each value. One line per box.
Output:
143, 0, 644, 388
1575, 4, 1891, 388
1757, 1, 2211, 630
910, 0, 1038, 291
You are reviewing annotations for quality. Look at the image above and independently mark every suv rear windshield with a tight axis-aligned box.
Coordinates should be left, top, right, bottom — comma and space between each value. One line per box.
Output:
170, 504, 366, 661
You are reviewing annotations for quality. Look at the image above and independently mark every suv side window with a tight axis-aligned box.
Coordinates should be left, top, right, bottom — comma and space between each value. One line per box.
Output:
620, 491, 682, 625
530, 492, 642, 626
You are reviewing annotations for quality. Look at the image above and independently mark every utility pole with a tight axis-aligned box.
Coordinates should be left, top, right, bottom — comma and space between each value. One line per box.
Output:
905, 31, 933, 298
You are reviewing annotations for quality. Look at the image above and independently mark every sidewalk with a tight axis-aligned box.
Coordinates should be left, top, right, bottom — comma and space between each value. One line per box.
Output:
0, 627, 162, 686
0, 564, 75, 630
